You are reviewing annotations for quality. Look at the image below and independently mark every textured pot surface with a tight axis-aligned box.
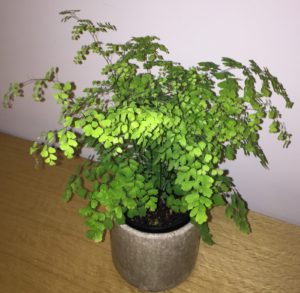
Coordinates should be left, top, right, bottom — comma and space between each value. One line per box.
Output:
110, 222, 200, 292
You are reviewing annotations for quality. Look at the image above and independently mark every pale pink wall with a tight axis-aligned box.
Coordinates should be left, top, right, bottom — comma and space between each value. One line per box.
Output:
0, 0, 299, 225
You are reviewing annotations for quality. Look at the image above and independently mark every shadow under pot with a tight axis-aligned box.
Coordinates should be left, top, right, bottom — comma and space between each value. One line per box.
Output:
110, 221, 200, 292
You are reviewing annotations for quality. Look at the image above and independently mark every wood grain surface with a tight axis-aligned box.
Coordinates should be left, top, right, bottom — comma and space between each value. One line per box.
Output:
0, 132, 299, 293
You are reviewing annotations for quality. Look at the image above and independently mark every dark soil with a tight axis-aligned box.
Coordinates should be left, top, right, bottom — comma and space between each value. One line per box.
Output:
125, 197, 190, 233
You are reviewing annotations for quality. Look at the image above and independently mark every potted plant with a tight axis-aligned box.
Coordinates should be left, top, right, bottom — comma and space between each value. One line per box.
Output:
3, 10, 293, 291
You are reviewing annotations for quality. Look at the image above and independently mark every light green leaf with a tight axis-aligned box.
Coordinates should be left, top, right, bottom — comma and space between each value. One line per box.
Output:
179, 137, 186, 147
181, 181, 194, 192
83, 124, 93, 136
92, 127, 104, 138
48, 147, 56, 154
60, 93, 69, 100
91, 200, 98, 209
195, 210, 208, 224
104, 140, 112, 149
66, 131, 76, 139
185, 192, 199, 203
202, 186, 213, 198
53, 82, 63, 90
193, 147, 202, 156
199, 196, 212, 207
100, 119, 111, 127
47, 132, 55, 142
204, 154, 212, 163
63, 81, 72, 91
190, 207, 198, 217
40, 147, 48, 158
128, 113, 135, 121
115, 147, 122, 153
198, 142, 206, 150
68, 139, 78, 147
49, 154, 57, 160
121, 124, 128, 133
30, 145, 38, 155
115, 207, 123, 219
131, 121, 139, 129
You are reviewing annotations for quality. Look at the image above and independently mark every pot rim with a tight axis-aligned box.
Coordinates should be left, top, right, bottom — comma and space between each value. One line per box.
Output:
115, 221, 196, 239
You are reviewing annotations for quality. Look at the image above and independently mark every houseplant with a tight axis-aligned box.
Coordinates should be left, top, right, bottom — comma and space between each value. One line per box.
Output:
3, 10, 293, 291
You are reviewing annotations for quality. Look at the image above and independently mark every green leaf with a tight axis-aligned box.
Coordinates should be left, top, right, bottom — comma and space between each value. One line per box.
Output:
66, 131, 76, 139
92, 127, 104, 138
181, 181, 194, 192
104, 218, 113, 230
86, 230, 103, 243
115, 206, 123, 219
239, 221, 251, 233
225, 145, 236, 160
131, 121, 139, 129
222, 57, 244, 69
83, 124, 93, 136
212, 194, 226, 206
100, 119, 111, 127
47, 131, 55, 142
63, 188, 73, 202
185, 192, 199, 203
269, 121, 280, 133
195, 210, 208, 225
199, 196, 212, 208
202, 165, 210, 172
92, 121, 99, 128
30, 145, 38, 155
179, 137, 186, 147
40, 147, 48, 158
104, 140, 112, 149
198, 222, 214, 245
178, 166, 190, 172
193, 147, 202, 156
201, 186, 213, 197
48, 147, 56, 154
145, 196, 158, 211
121, 124, 128, 133
79, 206, 93, 217
148, 189, 158, 196
204, 154, 212, 163
121, 166, 133, 177
49, 154, 57, 160
190, 207, 198, 217
60, 93, 69, 100
124, 198, 137, 209
115, 147, 122, 153
63, 81, 72, 91
91, 200, 98, 209
98, 133, 107, 143
128, 113, 135, 121
198, 62, 219, 71
198, 142, 206, 150
53, 82, 63, 90
76, 187, 87, 198
200, 174, 214, 186
68, 139, 78, 147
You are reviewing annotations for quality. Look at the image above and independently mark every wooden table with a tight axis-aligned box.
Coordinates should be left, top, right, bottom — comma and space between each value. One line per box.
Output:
0, 133, 299, 293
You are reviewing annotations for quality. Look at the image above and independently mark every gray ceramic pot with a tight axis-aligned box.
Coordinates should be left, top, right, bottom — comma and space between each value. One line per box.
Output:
110, 222, 200, 292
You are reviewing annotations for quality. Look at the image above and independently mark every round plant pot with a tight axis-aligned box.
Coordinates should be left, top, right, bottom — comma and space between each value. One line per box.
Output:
110, 222, 200, 292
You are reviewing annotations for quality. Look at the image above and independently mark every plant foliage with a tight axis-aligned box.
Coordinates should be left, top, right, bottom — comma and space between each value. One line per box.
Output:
3, 10, 293, 244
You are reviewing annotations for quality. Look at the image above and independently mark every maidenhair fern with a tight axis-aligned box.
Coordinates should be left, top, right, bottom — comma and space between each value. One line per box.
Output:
3, 10, 293, 244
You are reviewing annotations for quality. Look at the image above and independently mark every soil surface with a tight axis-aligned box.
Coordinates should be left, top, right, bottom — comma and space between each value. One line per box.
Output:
125, 197, 190, 233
